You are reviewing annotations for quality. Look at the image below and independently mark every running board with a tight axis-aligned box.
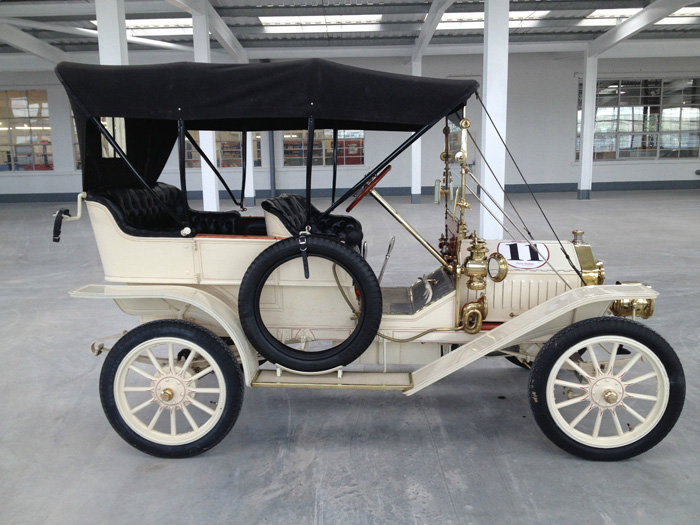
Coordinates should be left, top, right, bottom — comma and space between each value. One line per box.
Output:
405, 284, 657, 396
252, 370, 412, 391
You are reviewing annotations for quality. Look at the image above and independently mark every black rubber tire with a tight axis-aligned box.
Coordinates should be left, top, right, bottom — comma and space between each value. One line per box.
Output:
99, 320, 244, 458
528, 317, 685, 461
239, 235, 382, 372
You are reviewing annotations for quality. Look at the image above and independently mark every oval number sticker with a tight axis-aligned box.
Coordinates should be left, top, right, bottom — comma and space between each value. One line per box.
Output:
497, 242, 550, 269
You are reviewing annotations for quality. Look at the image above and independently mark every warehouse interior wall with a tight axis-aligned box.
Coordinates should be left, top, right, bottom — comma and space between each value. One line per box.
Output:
1, 51, 699, 201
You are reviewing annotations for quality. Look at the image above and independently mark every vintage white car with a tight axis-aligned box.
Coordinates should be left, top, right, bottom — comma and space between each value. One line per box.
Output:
54, 59, 684, 461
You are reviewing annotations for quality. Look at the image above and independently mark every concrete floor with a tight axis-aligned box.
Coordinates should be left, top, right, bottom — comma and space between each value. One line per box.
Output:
1, 190, 699, 524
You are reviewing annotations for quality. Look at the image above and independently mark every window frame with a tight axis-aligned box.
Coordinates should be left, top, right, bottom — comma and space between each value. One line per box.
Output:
0, 89, 53, 172
576, 76, 699, 161
282, 129, 365, 167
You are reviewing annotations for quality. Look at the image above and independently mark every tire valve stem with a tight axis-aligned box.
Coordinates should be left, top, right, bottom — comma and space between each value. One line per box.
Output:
627, 423, 634, 432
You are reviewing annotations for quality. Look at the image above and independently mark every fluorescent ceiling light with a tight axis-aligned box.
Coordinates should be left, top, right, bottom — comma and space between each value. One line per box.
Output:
438, 11, 550, 30
127, 28, 192, 36
656, 7, 700, 25
674, 7, 700, 16
588, 9, 643, 18
259, 14, 383, 33
91, 18, 193, 37
260, 15, 383, 25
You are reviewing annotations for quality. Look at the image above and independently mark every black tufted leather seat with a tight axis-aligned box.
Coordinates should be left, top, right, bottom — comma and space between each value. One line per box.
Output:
261, 193, 363, 249
88, 183, 186, 237
88, 182, 265, 237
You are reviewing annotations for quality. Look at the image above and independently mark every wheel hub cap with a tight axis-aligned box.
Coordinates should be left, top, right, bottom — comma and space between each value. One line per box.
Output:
591, 377, 624, 407
154, 376, 188, 407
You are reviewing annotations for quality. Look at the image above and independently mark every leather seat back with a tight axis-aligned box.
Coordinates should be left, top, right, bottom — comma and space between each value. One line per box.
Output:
87, 182, 186, 237
261, 194, 363, 249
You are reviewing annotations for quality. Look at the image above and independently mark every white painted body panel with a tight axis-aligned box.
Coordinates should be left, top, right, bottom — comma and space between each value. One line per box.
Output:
80, 199, 651, 389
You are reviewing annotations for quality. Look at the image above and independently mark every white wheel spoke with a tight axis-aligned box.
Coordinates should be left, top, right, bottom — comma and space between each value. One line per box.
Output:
554, 379, 588, 390
592, 409, 603, 438
112, 327, 232, 449
606, 343, 620, 374
565, 358, 592, 379
130, 399, 153, 415
180, 349, 198, 375
189, 397, 216, 416
569, 404, 593, 429
191, 387, 221, 394
123, 386, 152, 393
146, 348, 166, 375
587, 345, 601, 375
181, 405, 199, 431
189, 365, 213, 382
148, 407, 164, 430
168, 343, 175, 373
625, 392, 657, 402
615, 352, 642, 379
622, 404, 646, 424
128, 364, 156, 381
540, 329, 677, 455
555, 395, 589, 409
625, 371, 658, 387
612, 410, 624, 436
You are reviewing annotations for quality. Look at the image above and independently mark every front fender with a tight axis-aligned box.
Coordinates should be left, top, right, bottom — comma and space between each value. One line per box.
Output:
407, 284, 658, 395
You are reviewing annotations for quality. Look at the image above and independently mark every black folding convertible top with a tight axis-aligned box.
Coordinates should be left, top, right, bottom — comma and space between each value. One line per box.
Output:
57, 59, 478, 131
55, 59, 479, 191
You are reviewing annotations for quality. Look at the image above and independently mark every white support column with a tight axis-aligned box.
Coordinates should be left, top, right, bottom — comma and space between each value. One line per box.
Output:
192, 4, 219, 211
95, 0, 128, 65
410, 58, 422, 204
479, 0, 508, 239
47, 86, 75, 172
578, 51, 598, 200
245, 132, 256, 206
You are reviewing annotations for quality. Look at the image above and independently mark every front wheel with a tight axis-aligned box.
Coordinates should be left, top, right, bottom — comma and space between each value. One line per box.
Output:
99, 320, 244, 458
528, 317, 684, 461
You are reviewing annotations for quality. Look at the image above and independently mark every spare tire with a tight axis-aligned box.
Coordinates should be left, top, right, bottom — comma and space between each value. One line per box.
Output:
238, 235, 382, 372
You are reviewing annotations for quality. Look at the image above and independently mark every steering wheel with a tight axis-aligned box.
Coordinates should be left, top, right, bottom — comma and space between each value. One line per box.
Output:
346, 165, 392, 212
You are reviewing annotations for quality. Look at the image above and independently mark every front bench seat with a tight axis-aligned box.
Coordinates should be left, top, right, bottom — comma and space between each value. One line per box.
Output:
261, 193, 363, 250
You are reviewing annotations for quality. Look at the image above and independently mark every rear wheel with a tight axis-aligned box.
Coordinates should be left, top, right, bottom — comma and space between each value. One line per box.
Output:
99, 320, 243, 458
528, 317, 684, 461
239, 235, 382, 372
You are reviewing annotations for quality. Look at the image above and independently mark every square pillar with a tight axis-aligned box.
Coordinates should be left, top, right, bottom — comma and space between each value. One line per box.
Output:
478, 0, 509, 239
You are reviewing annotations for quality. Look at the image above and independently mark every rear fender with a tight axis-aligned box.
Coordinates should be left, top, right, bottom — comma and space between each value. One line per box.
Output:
70, 284, 259, 385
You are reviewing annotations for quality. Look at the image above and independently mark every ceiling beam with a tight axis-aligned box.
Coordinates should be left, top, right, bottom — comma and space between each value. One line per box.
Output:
0, 1, 168, 18
167, 0, 247, 62
0, 22, 67, 63
412, 0, 456, 62
216, 1, 651, 18
589, 0, 696, 56
0, 17, 197, 53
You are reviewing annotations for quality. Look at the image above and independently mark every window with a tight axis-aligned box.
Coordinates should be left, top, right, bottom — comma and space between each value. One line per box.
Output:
0, 90, 52, 171
184, 131, 262, 169
576, 78, 700, 160
283, 129, 364, 166
100, 117, 127, 158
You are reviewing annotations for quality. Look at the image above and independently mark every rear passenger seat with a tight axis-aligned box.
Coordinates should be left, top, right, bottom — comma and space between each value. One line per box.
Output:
87, 182, 265, 237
